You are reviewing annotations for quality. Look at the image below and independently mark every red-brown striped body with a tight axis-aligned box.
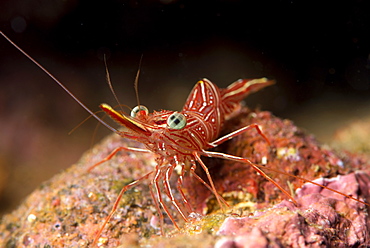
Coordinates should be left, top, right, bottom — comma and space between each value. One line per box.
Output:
105, 78, 274, 159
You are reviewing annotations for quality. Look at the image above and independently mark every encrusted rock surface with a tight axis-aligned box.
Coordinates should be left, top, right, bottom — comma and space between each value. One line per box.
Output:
0, 107, 369, 247
216, 172, 370, 248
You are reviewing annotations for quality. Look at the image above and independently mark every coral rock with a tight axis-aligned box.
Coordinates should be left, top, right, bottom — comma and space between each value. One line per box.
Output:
0, 108, 369, 247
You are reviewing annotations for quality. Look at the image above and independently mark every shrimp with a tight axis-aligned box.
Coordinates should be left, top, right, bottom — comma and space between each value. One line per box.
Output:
89, 77, 278, 243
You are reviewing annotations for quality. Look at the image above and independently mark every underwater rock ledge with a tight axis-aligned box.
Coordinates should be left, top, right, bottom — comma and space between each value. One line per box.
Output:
0, 107, 369, 247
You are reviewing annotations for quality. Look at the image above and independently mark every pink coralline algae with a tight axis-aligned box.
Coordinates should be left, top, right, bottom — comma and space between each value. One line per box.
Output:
216, 172, 370, 247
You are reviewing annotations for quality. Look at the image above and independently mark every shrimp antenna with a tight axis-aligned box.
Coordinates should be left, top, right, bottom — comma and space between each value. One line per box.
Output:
103, 54, 124, 113
0, 31, 118, 134
134, 54, 144, 107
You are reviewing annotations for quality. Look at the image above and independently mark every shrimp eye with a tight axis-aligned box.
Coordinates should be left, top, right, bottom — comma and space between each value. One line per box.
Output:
130, 105, 149, 117
167, 112, 186, 130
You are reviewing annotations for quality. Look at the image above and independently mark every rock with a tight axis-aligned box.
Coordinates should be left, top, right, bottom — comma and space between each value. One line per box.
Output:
1, 108, 369, 247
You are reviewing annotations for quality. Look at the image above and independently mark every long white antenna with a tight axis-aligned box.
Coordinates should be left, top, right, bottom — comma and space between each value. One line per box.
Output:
1, 31, 119, 134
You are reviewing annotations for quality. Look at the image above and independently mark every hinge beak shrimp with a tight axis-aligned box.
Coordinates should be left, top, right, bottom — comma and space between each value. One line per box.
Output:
88, 77, 276, 244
